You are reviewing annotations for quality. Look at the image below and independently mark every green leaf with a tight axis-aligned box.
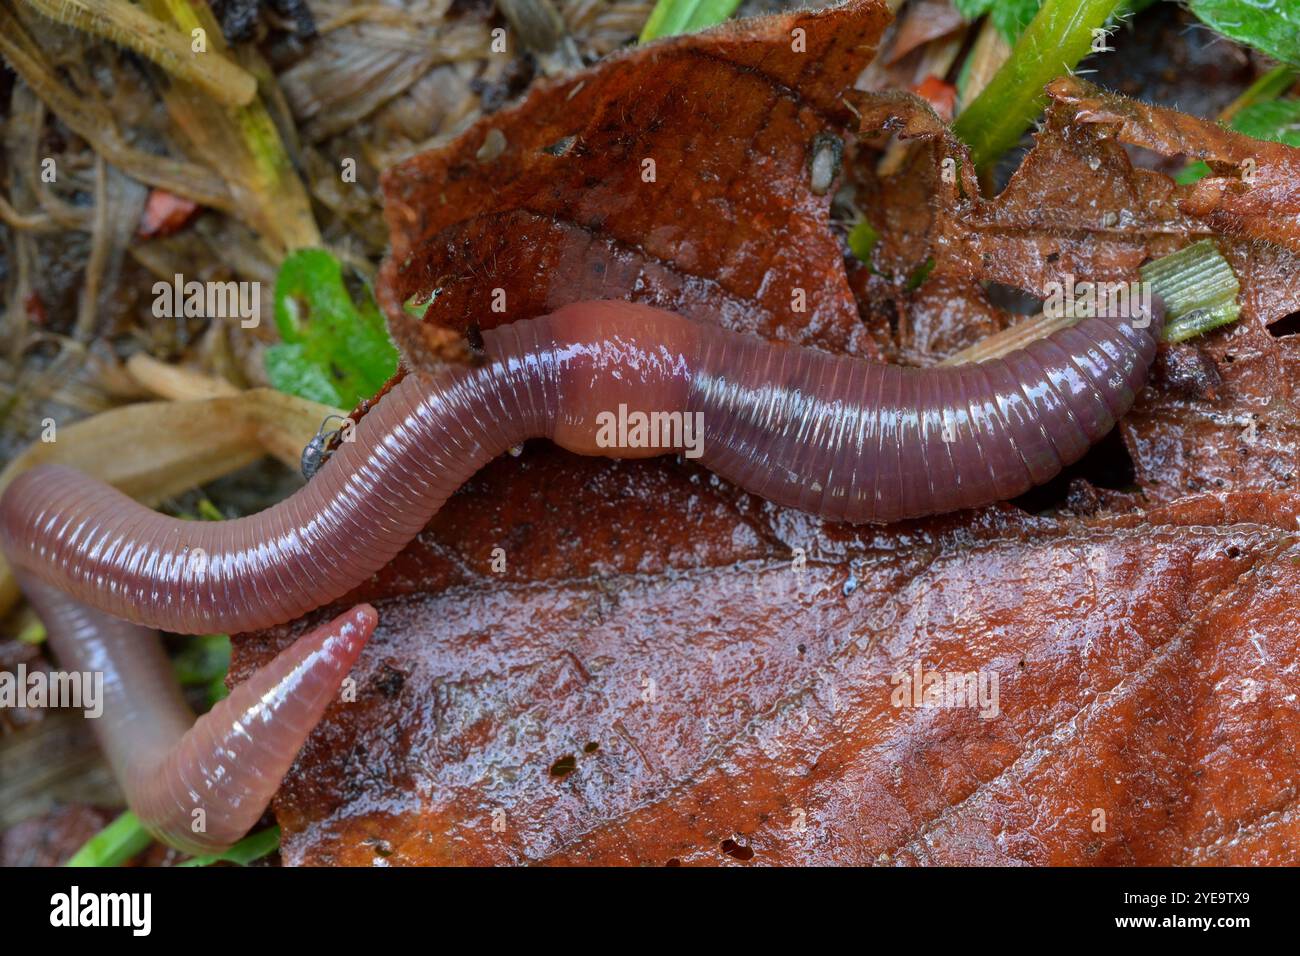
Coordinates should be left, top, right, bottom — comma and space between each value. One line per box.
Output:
848, 220, 880, 264
178, 827, 281, 867
1174, 160, 1213, 185
66, 812, 151, 867
1232, 98, 1300, 146
266, 249, 398, 409
173, 634, 231, 706
955, 0, 1150, 44
639, 0, 743, 43
906, 257, 936, 291
1188, 0, 1300, 67
990, 0, 1041, 43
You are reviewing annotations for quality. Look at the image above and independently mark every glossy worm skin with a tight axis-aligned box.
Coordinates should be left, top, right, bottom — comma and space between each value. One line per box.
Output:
19, 571, 375, 855
1, 298, 1159, 853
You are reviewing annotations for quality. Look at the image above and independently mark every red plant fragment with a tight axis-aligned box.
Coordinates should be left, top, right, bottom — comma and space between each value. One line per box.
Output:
138, 189, 199, 239
913, 75, 956, 122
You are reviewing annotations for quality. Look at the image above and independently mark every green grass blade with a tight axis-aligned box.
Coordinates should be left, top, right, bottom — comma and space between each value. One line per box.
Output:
178, 826, 280, 867
640, 0, 743, 43
953, 0, 1124, 172
66, 812, 151, 867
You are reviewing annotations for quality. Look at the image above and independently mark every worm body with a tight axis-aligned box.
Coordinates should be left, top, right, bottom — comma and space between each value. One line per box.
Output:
20, 571, 375, 856
1, 298, 1158, 853
2, 299, 1159, 636
689, 311, 1158, 522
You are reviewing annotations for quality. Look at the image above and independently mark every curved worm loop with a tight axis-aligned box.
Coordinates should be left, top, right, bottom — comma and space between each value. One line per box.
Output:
0, 299, 1160, 637
22, 571, 375, 856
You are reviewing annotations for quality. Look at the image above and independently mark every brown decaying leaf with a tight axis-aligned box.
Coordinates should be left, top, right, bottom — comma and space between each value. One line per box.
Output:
1, 805, 113, 868
221, 3, 1300, 864
376, 0, 893, 363
852, 88, 1198, 361
884, 0, 965, 67
239, 471, 1300, 865
1047, 76, 1300, 255
1036, 79, 1300, 511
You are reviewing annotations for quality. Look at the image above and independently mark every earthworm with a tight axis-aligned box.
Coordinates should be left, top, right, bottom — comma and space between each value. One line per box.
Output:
3, 297, 1161, 636
19, 570, 375, 856
1, 297, 1158, 852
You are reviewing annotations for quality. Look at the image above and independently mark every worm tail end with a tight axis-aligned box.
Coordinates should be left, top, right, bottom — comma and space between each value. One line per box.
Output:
135, 604, 377, 856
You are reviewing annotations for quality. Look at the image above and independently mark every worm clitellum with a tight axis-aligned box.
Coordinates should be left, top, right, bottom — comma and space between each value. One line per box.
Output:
0, 297, 1160, 852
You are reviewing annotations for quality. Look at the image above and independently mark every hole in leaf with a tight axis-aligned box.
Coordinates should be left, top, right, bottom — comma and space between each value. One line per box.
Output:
375, 663, 405, 699
1011, 428, 1136, 516
465, 322, 485, 352
720, 838, 755, 861
543, 134, 577, 157
984, 281, 1045, 316
549, 755, 577, 778
1268, 311, 1300, 338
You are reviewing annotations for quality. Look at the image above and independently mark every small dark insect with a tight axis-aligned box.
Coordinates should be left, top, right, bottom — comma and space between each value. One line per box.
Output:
301, 414, 352, 480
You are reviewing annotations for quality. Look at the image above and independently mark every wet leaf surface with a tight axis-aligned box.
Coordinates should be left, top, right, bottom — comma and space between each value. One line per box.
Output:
229, 0, 1300, 864
238, 485, 1300, 865
376, 0, 892, 362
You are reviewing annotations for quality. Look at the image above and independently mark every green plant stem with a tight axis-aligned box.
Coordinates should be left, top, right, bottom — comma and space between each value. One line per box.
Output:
640, 0, 742, 43
943, 239, 1241, 365
953, 0, 1124, 172
66, 812, 151, 867
1219, 65, 1297, 123
1141, 238, 1241, 343
178, 827, 280, 867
